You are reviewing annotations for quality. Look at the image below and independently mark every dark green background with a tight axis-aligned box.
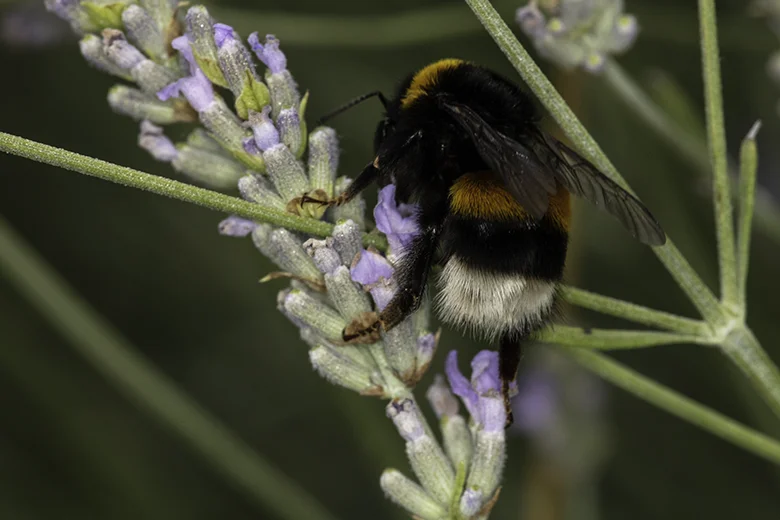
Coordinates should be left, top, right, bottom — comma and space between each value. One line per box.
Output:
1, 0, 779, 518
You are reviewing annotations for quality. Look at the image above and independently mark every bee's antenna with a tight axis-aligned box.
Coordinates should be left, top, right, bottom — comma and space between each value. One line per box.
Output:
316, 91, 388, 126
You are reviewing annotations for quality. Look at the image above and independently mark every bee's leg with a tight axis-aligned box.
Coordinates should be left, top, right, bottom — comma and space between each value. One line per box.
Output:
343, 203, 448, 343
498, 332, 524, 428
301, 160, 379, 207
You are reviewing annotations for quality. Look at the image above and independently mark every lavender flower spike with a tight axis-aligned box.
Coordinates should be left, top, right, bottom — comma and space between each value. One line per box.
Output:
445, 350, 507, 507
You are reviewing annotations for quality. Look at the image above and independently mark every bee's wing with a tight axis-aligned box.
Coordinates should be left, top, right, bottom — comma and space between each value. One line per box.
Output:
440, 100, 666, 246
529, 129, 666, 246
439, 101, 556, 219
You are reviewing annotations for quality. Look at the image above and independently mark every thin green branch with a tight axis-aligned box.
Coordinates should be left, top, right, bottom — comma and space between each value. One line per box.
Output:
0, 216, 339, 520
464, 0, 725, 327
563, 348, 780, 466
0, 132, 387, 250
559, 286, 709, 336
536, 326, 712, 350
698, 0, 738, 310
721, 326, 780, 420
736, 122, 760, 311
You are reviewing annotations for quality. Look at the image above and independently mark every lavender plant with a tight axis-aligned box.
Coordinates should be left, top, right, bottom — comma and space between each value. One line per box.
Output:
1, 0, 780, 519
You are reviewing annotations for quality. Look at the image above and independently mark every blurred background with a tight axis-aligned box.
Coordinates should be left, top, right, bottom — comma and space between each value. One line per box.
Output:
1, 0, 780, 518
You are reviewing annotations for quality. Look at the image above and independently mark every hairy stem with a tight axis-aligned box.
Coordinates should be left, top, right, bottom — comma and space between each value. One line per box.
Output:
698, 0, 738, 310
536, 326, 713, 350
564, 348, 780, 465
464, 0, 725, 327
0, 132, 387, 250
0, 217, 339, 520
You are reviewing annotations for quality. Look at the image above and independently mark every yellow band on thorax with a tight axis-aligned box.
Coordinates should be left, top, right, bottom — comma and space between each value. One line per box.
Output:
401, 59, 464, 108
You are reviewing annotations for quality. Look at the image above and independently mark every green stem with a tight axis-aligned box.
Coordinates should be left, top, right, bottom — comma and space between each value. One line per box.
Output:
0, 132, 387, 251
721, 326, 780, 420
563, 348, 780, 466
698, 0, 738, 310
464, 0, 725, 327
560, 286, 709, 336
736, 123, 760, 311
0, 217, 339, 520
536, 326, 712, 350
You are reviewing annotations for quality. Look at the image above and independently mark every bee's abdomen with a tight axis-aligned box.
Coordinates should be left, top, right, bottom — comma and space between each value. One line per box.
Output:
437, 174, 570, 338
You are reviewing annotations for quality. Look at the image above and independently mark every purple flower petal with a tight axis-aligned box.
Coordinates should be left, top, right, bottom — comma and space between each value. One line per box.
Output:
374, 184, 420, 254
213, 22, 235, 49
248, 32, 286, 73
471, 350, 501, 394
445, 350, 479, 418
350, 249, 393, 285
247, 106, 279, 151
218, 216, 256, 237
157, 69, 214, 112
138, 120, 178, 162
171, 35, 196, 73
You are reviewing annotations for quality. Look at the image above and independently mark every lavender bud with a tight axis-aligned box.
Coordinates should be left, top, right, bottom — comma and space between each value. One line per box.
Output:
323, 266, 372, 321
303, 239, 342, 275
198, 98, 264, 172
283, 289, 346, 341
121, 5, 165, 61
45, 0, 96, 34
299, 327, 376, 374
108, 85, 192, 124
238, 175, 286, 211
307, 126, 339, 197
387, 399, 455, 504
138, 120, 178, 162
278, 107, 305, 158
247, 107, 280, 151
465, 429, 505, 501
79, 34, 130, 78
103, 30, 177, 94
415, 333, 436, 374
139, 0, 175, 34
214, 23, 270, 119
427, 375, 472, 471
184, 6, 227, 87
263, 144, 310, 202
218, 216, 256, 237
383, 321, 417, 383
332, 177, 366, 230
251, 225, 322, 282
248, 32, 299, 119
380, 469, 447, 520
330, 220, 362, 267
309, 345, 378, 395
458, 488, 484, 518
171, 143, 245, 189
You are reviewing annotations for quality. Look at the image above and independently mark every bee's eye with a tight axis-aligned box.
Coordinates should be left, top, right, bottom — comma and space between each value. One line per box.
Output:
374, 118, 393, 152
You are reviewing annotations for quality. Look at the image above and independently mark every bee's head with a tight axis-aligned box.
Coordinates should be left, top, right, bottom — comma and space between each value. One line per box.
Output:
373, 117, 395, 153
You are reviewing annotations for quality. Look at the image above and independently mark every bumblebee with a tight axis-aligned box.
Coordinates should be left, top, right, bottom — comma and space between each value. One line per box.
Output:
317, 59, 665, 423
